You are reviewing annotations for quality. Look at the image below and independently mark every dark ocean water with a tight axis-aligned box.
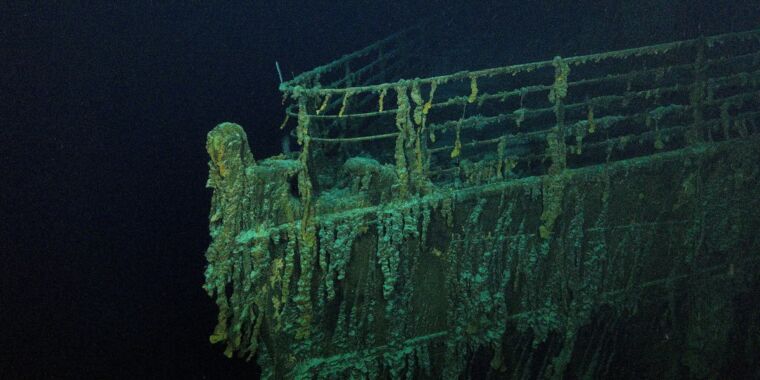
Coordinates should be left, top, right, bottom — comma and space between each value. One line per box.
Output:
1, 1, 757, 378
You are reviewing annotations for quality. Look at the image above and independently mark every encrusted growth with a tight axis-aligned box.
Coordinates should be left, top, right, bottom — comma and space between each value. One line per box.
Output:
204, 27, 760, 379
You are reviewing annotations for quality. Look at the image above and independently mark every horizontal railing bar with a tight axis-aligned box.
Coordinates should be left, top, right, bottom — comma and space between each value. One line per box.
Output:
282, 29, 760, 96
236, 137, 758, 244
304, 80, 758, 146
427, 107, 760, 162
296, 53, 760, 121
281, 21, 429, 90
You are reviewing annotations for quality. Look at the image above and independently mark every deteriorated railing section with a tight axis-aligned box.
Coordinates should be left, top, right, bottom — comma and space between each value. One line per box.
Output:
281, 29, 760, 193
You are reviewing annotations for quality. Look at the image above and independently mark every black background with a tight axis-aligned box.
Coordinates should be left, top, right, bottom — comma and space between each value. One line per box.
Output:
1, 1, 756, 378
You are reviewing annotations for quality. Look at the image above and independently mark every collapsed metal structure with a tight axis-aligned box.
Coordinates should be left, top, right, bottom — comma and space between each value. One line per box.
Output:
203, 26, 760, 379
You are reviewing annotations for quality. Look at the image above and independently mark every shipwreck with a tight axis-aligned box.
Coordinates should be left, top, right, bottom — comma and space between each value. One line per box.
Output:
202, 21, 760, 378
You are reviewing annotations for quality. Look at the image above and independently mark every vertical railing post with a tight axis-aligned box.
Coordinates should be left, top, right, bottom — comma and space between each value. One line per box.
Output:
547, 56, 570, 174
687, 37, 708, 145
539, 56, 571, 239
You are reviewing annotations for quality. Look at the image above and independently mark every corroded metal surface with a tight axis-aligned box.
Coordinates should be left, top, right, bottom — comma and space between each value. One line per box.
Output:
204, 29, 760, 378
